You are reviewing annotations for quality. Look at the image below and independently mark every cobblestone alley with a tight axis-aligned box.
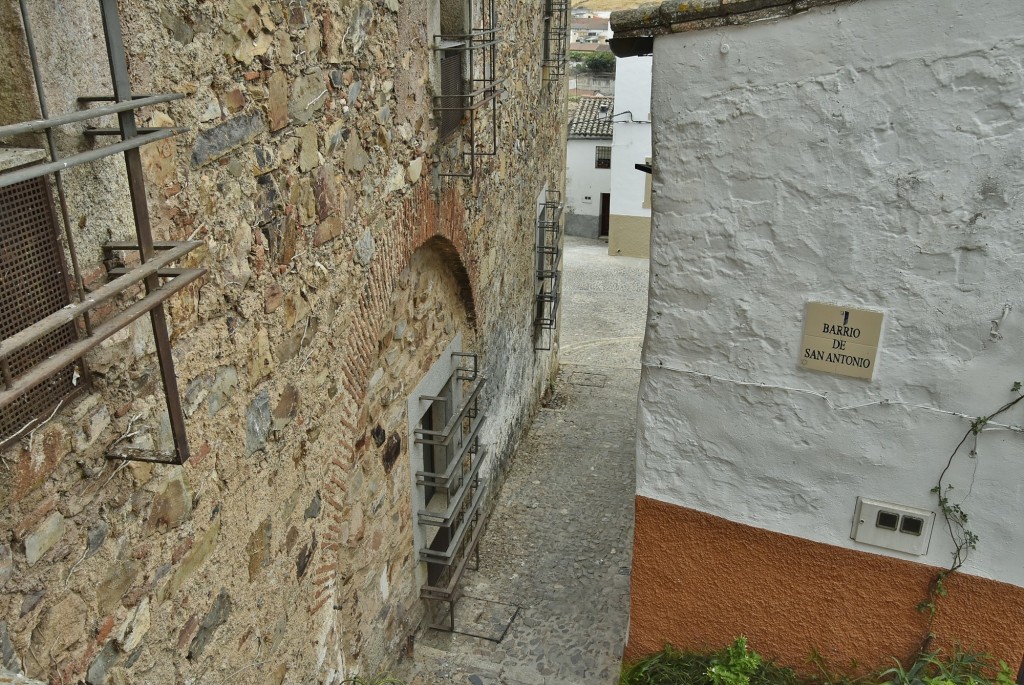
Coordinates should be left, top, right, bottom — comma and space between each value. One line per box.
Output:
401, 237, 649, 684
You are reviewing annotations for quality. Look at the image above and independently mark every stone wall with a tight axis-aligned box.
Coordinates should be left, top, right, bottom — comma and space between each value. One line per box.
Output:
0, 0, 567, 682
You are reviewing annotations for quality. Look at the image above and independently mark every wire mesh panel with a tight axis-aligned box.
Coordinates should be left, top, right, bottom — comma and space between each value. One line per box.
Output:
0, 175, 79, 446
439, 50, 465, 139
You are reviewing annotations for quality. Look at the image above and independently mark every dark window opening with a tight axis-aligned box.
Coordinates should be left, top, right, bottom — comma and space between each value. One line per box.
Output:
438, 50, 465, 139
595, 145, 611, 169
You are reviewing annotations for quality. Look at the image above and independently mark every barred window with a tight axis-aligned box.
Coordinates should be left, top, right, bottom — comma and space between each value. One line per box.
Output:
595, 145, 611, 169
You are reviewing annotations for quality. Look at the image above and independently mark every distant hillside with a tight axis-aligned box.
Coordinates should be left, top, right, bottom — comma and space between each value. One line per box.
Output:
573, 0, 651, 10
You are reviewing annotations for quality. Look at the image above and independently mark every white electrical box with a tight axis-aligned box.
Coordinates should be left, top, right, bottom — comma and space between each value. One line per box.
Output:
850, 497, 935, 556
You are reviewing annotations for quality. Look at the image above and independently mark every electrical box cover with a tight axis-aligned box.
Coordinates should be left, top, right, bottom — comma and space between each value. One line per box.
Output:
850, 497, 935, 556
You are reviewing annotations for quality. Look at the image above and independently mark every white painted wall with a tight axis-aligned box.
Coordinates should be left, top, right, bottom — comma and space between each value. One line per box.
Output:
641, 0, 1024, 587
610, 55, 652, 220
565, 138, 610, 218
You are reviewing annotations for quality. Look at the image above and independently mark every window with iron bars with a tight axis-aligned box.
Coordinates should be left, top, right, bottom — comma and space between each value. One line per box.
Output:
535, 187, 563, 351
595, 145, 611, 169
413, 351, 487, 631
432, 0, 502, 178
0, 0, 203, 463
542, 0, 569, 85
0, 172, 85, 449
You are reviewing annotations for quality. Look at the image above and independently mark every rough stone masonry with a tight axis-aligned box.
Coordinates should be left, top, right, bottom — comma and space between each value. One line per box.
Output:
0, 0, 567, 683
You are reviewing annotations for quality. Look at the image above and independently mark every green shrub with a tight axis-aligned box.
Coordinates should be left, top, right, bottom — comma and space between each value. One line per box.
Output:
620, 640, 1014, 685
620, 637, 800, 685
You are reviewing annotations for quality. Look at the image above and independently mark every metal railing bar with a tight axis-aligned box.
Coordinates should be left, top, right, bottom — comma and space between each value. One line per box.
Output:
0, 128, 180, 188
0, 93, 183, 138
77, 94, 156, 102
416, 416, 485, 485
0, 241, 201, 360
413, 377, 485, 447
417, 448, 486, 526
0, 269, 206, 411
17, 0, 95, 342
419, 507, 487, 599
418, 486, 485, 563
84, 126, 188, 137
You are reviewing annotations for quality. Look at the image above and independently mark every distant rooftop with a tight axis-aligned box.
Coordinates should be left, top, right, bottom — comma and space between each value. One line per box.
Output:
610, 0, 849, 38
570, 41, 613, 52
573, 16, 610, 30
568, 97, 615, 139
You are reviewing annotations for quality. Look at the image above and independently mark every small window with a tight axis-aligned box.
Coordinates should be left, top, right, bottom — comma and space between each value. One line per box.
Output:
595, 145, 611, 169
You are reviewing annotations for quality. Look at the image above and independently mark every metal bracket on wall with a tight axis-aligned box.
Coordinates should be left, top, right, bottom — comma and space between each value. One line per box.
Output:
0, 0, 202, 464
535, 189, 563, 351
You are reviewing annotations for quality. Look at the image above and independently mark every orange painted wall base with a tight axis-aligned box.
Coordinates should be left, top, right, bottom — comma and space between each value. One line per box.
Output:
627, 496, 1024, 674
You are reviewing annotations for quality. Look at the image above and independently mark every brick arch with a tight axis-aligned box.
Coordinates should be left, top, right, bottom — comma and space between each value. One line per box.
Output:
417, 235, 477, 325
307, 179, 479, 668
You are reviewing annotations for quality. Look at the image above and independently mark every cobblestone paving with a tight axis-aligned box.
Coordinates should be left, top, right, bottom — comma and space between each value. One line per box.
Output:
397, 238, 649, 684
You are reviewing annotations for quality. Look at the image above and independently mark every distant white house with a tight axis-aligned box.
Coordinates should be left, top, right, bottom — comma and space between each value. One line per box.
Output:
607, 55, 652, 258
564, 97, 614, 240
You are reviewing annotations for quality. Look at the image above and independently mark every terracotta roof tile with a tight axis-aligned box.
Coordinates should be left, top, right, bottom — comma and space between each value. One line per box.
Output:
568, 97, 615, 139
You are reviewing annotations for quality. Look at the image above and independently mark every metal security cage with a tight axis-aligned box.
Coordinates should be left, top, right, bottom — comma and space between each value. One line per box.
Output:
414, 351, 488, 631
542, 0, 569, 86
534, 188, 563, 351
0, 0, 204, 463
433, 0, 504, 178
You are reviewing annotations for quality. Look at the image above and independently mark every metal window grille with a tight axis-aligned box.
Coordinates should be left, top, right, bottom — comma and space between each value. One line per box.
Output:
595, 145, 612, 169
0, 0, 203, 463
414, 352, 488, 631
0, 175, 84, 448
433, 0, 503, 178
534, 188, 563, 351
542, 0, 569, 85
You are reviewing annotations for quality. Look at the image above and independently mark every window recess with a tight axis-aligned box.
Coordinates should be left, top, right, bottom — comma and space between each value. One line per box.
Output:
534, 188, 563, 351
542, 0, 569, 86
414, 352, 487, 631
0, 0, 203, 463
595, 145, 612, 169
433, 0, 504, 178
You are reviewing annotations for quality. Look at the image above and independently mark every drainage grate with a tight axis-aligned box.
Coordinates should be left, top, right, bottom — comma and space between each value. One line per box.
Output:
0, 175, 79, 446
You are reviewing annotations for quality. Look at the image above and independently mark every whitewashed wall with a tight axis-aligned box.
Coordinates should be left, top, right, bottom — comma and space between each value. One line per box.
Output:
610, 55, 652, 220
641, 0, 1024, 586
565, 138, 610, 236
